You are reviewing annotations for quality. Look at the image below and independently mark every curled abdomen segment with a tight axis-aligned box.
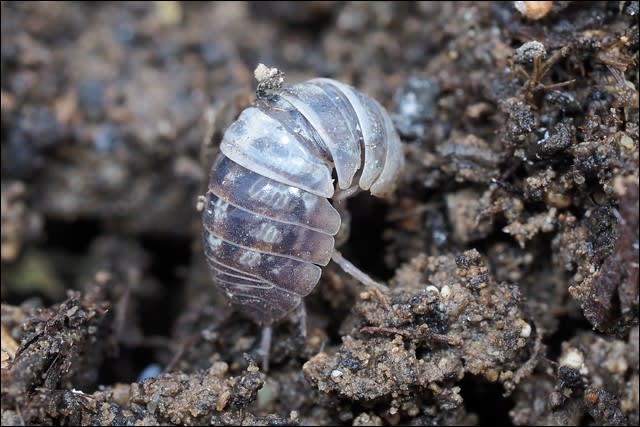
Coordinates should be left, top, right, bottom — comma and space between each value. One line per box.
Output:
203, 153, 340, 324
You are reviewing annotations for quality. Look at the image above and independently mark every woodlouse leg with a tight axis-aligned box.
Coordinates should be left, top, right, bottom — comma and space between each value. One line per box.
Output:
331, 250, 389, 300
333, 186, 360, 202
294, 303, 308, 340
332, 188, 363, 248
332, 199, 351, 248
259, 325, 273, 372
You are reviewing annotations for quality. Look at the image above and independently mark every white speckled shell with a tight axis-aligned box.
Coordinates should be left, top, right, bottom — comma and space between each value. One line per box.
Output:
204, 77, 404, 324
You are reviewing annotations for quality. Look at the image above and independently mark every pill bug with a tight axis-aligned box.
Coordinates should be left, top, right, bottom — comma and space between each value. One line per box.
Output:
202, 66, 403, 351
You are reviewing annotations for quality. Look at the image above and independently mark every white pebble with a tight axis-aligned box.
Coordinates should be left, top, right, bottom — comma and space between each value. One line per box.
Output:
425, 285, 439, 294
519, 319, 532, 338
559, 348, 588, 375
440, 285, 452, 299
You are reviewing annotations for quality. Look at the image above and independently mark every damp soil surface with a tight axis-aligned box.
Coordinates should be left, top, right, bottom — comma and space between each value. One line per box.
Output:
1, 2, 638, 426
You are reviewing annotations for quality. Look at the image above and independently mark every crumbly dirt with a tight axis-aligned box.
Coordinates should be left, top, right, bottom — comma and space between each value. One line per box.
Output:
1, 1, 638, 426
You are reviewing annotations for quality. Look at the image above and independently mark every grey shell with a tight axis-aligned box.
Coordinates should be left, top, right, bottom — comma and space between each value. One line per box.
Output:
203, 77, 403, 325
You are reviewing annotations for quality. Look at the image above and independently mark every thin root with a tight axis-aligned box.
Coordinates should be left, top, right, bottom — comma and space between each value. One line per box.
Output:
360, 325, 461, 346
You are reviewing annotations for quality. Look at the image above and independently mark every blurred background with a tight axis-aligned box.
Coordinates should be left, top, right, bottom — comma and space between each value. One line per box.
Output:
1, 2, 638, 426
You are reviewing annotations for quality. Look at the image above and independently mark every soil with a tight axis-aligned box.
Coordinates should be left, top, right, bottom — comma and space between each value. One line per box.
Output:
1, 1, 638, 426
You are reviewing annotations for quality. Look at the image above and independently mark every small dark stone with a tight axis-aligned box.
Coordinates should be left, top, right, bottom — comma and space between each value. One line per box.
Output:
558, 365, 582, 388
78, 79, 106, 121
535, 118, 575, 158
93, 124, 122, 152
199, 42, 227, 67
392, 77, 440, 141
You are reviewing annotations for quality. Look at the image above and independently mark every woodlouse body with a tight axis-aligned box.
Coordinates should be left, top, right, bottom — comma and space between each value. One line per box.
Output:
203, 76, 403, 325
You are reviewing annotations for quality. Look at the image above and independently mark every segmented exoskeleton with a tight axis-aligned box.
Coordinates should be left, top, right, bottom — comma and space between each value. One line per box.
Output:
202, 73, 403, 332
